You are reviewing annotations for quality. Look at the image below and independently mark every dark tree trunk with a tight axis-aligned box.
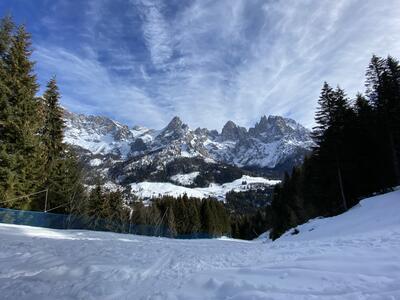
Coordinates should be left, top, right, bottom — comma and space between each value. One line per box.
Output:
337, 165, 347, 211
389, 131, 400, 185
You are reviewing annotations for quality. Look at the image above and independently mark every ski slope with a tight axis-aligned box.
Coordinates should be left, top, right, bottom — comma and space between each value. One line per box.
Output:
0, 190, 400, 299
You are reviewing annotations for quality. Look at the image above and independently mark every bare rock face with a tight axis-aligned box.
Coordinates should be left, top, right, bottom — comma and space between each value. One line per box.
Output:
221, 121, 247, 141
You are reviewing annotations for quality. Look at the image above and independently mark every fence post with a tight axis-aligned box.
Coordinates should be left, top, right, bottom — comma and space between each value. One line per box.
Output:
44, 189, 48, 212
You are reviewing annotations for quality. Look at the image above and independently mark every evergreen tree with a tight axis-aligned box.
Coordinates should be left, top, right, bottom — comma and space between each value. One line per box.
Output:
366, 55, 400, 186
382, 56, 400, 184
313, 85, 351, 212
201, 199, 216, 236
38, 77, 84, 213
42, 77, 65, 166
86, 184, 104, 229
0, 16, 13, 58
186, 198, 201, 235
166, 207, 177, 238
313, 82, 335, 147
365, 55, 386, 104
0, 16, 14, 198
350, 93, 381, 195
101, 190, 129, 232
0, 23, 44, 208
269, 55, 400, 240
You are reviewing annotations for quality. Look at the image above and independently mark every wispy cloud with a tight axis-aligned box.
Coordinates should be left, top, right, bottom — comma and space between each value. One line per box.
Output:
6, 0, 400, 130
34, 46, 168, 128
138, 0, 173, 68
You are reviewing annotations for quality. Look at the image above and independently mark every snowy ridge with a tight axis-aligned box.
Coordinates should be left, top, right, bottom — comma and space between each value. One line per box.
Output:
1, 190, 399, 299
64, 110, 156, 158
64, 110, 313, 171
63, 110, 313, 194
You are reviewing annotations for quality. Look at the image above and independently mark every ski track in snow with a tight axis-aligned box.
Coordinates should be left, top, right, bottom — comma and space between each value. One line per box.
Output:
0, 190, 400, 299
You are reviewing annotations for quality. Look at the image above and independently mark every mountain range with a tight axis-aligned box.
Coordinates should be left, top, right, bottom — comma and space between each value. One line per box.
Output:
63, 110, 314, 192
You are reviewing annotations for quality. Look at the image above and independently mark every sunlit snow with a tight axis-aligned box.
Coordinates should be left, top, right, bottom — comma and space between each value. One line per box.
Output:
1, 190, 399, 299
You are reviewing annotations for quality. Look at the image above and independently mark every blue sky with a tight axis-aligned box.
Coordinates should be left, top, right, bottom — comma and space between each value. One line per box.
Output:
1, 0, 400, 130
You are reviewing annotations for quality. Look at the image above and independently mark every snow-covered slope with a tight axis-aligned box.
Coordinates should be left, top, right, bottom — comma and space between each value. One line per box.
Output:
277, 188, 400, 241
170, 171, 200, 185
1, 190, 399, 299
130, 175, 280, 201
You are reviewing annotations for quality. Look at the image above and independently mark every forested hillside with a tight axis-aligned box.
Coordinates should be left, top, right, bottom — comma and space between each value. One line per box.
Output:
269, 55, 400, 239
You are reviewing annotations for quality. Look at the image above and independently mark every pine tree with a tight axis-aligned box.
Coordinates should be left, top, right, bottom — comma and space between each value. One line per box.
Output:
366, 55, 400, 186
383, 56, 400, 184
0, 16, 14, 201
313, 84, 351, 212
201, 199, 216, 236
0, 23, 44, 208
39, 78, 70, 211
186, 198, 201, 235
365, 55, 386, 104
34, 77, 85, 213
0, 15, 13, 59
166, 207, 177, 238
313, 82, 335, 148
42, 77, 65, 166
86, 183, 104, 230
101, 190, 128, 232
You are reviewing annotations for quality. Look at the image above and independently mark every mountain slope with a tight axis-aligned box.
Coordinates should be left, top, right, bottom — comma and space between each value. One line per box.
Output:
64, 110, 313, 191
276, 188, 400, 241
1, 190, 399, 299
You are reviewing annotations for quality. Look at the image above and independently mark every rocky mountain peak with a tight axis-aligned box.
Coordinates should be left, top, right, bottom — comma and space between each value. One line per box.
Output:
265, 115, 304, 138
156, 116, 189, 144
221, 120, 247, 141
63, 109, 314, 182
165, 116, 183, 130
259, 115, 268, 126
247, 115, 306, 142
251, 115, 271, 132
64, 110, 132, 141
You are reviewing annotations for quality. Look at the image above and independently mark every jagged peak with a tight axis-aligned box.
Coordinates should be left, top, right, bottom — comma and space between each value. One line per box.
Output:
222, 120, 237, 131
259, 115, 268, 123
221, 120, 247, 141
165, 116, 183, 130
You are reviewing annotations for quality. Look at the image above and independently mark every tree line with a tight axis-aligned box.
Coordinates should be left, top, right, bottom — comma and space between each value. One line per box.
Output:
69, 184, 232, 237
130, 194, 231, 238
269, 55, 400, 239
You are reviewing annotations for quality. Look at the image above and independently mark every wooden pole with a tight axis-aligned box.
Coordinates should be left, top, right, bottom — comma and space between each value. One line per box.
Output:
44, 189, 48, 212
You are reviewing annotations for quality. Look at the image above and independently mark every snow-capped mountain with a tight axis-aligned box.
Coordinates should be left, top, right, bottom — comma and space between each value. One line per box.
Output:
64, 110, 314, 189
64, 110, 155, 158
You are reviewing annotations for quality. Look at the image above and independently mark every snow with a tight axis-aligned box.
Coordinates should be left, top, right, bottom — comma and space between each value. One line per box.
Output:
130, 175, 280, 200
0, 190, 400, 299
277, 188, 400, 241
89, 158, 103, 167
170, 172, 200, 185
64, 127, 131, 158
130, 181, 207, 199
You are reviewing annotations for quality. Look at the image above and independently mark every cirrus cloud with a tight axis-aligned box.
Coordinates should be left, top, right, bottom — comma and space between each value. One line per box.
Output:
2, 0, 400, 130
